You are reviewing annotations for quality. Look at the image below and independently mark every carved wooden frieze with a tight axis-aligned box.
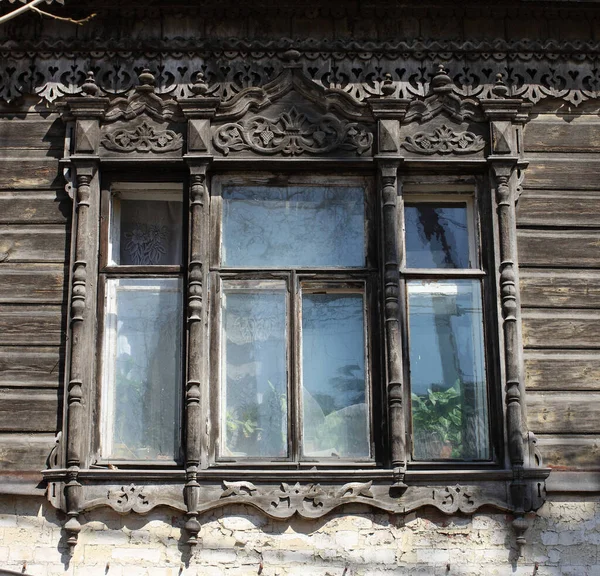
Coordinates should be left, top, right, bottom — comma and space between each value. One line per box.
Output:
213, 106, 373, 157
402, 124, 485, 155
0, 39, 599, 109
101, 120, 183, 153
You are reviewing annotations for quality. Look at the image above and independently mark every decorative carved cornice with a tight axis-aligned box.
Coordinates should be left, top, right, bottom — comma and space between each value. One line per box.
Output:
213, 106, 373, 157
101, 121, 183, 153
0, 41, 599, 108
402, 124, 486, 155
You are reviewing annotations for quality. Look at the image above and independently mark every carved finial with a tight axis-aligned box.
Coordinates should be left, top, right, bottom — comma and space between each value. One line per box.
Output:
381, 73, 395, 97
493, 73, 510, 98
281, 49, 301, 64
81, 71, 101, 97
431, 64, 453, 94
137, 68, 156, 93
190, 71, 208, 96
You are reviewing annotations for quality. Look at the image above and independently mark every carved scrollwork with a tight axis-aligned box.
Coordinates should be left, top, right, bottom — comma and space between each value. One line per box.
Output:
107, 484, 152, 514
213, 106, 373, 157
402, 124, 486, 155
101, 121, 183, 153
432, 485, 476, 514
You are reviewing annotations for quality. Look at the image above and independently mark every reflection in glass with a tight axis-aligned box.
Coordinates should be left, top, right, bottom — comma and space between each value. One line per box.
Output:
221, 288, 287, 457
222, 186, 365, 267
117, 199, 182, 265
405, 203, 470, 269
408, 280, 489, 460
102, 278, 182, 460
301, 293, 369, 458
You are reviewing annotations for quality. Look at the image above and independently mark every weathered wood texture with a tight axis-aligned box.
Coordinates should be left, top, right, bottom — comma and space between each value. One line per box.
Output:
0, 191, 70, 224
0, 389, 61, 433
0, 346, 63, 388
517, 230, 600, 268
0, 264, 67, 304
527, 392, 600, 435
524, 158, 600, 190
522, 310, 600, 350
0, 433, 57, 471
517, 193, 600, 228
524, 117, 600, 153
525, 352, 600, 391
520, 270, 600, 309
535, 435, 600, 470
0, 305, 64, 346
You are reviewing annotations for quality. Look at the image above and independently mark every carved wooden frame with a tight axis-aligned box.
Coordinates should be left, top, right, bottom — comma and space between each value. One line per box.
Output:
45, 64, 549, 557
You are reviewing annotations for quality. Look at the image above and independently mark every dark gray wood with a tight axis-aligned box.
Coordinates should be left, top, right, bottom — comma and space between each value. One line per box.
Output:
535, 435, 600, 470
524, 351, 600, 391
0, 158, 61, 189
517, 193, 600, 228
524, 159, 600, 191
0, 117, 64, 150
0, 191, 69, 224
0, 305, 63, 346
0, 226, 68, 263
0, 346, 63, 388
0, 433, 58, 470
520, 270, 600, 309
518, 230, 600, 268
524, 119, 600, 153
0, 389, 61, 432
522, 310, 600, 349
0, 264, 67, 304
527, 392, 600, 434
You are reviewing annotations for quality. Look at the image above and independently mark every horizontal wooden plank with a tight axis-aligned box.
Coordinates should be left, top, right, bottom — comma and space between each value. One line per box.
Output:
0, 433, 57, 471
527, 392, 600, 434
524, 118, 600, 153
0, 117, 63, 150
0, 264, 67, 304
0, 226, 69, 263
0, 158, 61, 189
525, 351, 600, 391
524, 159, 600, 190
0, 191, 70, 224
520, 269, 600, 309
0, 346, 63, 388
523, 310, 600, 349
518, 229, 600, 268
0, 389, 60, 433
0, 305, 63, 346
535, 435, 600, 471
517, 193, 600, 228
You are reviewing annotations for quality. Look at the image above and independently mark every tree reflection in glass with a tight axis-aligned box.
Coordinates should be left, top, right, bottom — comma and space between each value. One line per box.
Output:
408, 280, 489, 460
221, 288, 287, 458
301, 293, 369, 458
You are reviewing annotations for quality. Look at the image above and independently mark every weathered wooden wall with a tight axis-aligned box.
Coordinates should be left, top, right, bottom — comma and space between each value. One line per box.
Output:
0, 104, 67, 486
520, 111, 600, 472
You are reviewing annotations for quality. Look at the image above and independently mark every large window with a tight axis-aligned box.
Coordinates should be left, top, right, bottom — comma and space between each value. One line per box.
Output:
212, 177, 374, 462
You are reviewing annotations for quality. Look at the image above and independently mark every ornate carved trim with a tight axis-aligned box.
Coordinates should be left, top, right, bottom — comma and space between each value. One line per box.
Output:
101, 121, 183, 153
213, 106, 373, 157
402, 124, 485, 155
107, 484, 152, 514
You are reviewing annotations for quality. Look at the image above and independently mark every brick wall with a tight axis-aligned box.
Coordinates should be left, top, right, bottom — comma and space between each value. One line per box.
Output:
0, 495, 598, 575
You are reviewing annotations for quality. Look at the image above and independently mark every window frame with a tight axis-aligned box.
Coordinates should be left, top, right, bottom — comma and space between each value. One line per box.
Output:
207, 172, 382, 469
95, 180, 187, 468
399, 177, 504, 469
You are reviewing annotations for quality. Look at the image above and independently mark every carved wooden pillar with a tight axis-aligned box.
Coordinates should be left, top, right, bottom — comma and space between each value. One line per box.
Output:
184, 163, 209, 547
379, 161, 407, 487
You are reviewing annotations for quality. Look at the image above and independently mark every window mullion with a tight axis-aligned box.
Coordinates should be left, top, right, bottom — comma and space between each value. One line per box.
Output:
290, 270, 300, 462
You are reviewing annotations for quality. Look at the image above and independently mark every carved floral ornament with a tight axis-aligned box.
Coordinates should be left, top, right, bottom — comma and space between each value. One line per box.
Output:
101, 121, 183, 153
402, 124, 486, 155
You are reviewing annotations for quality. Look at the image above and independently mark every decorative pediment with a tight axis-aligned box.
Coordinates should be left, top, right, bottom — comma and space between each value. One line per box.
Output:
213, 104, 373, 157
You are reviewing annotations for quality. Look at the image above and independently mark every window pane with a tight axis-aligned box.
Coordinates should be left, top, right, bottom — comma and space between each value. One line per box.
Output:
222, 185, 365, 267
102, 278, 182, 460
115, 197, 182, 265
407, 280, 489, 460
221, 287, 287, 458
405, 203, 470, 268
301, 293, 369, 459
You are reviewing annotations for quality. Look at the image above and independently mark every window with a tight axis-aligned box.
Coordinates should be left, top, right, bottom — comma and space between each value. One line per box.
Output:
211, 176, 375, 463
99, 183, 184, 464
402, 193, 491, 462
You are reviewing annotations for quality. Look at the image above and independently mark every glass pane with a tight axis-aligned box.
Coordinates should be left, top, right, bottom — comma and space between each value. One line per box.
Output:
222, 185, 365, 267
221, 287, 287, 458
102, 278, 182, 460
407, 280, 489, 460
301, 293, 369, 459
115, 198, 182, 265
405, 203, 470, 268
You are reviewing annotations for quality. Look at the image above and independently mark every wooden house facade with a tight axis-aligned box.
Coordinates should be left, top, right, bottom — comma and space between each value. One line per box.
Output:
0, 1, 600, 573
